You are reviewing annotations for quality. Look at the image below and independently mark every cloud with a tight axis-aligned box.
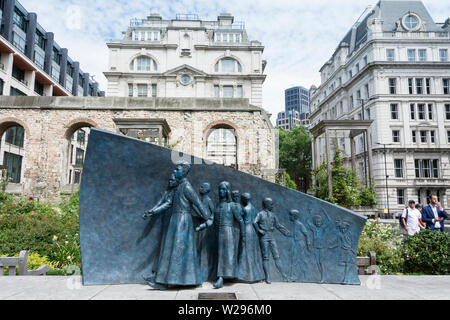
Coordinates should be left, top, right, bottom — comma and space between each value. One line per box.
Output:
19, 0, 450, 122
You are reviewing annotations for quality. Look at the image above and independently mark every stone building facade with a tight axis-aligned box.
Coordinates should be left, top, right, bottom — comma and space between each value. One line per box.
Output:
0, 96, 276, 201
104, 13, 266, 107
309, 1, 450, 211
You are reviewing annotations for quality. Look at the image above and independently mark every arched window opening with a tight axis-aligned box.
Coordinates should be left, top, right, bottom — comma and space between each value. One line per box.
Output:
0, 125, 25, 183
206, 126, 237, 168
215, 58, 242, 73
130, 56, 158, 72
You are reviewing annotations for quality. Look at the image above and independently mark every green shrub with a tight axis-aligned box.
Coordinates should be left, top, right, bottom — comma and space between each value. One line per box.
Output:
357, 219, 404, 274
0, 211, 80, 268
359, 185, 377, 207
400, 229, 450, 275
59, 191, 80, 215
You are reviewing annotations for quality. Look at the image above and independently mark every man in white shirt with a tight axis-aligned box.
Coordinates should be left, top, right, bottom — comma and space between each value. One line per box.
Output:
401, 200, 425, 236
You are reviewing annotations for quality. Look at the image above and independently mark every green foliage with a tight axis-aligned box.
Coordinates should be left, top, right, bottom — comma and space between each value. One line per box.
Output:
275, 172, 297, 190
357, 219, 404, 274
0, 192, 80, 270
359, 184, 377, 207
400, 229, 450, 275
278, 126, 312, 192
59, 191, 80, 215
48, 233, 80, 269
313, 149, 360, 207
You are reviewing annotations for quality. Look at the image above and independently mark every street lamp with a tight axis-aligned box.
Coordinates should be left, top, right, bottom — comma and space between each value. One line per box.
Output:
376, 142, 393, 218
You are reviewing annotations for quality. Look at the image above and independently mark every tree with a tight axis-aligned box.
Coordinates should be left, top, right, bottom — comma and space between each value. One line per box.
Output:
312, 148, 360, 207
275, 172, 297, 190
278, 126, 312, 192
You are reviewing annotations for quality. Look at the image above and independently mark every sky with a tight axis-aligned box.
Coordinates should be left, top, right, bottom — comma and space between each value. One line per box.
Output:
19, 0, 450, 123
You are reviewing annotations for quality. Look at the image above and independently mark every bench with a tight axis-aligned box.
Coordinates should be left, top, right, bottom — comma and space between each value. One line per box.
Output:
357, 251, 377, 275
0, 251, 50, 276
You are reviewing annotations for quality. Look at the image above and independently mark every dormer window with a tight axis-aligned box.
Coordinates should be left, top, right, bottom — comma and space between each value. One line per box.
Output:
215, 58, 242, 73
402, 13, 421, 31
130, 56, 158, 72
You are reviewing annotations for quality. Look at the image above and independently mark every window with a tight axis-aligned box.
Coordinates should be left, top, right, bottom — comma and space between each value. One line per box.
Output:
214, 85, 219, 98
363, 56, 367, 66
12, 32, 26, 53
394, 159, 404, 178
364, 84, 369, 99
386, 49, 395, 61
407, 49, 416, 62
349, 70, 353, 78
34, 80, 43, 95
420, 130, 427, 143
428, 104, 433, 120
3, 152, 22, 183
408, 78, 413, 94
426, 78, 431, 94
51, 65, 60, 82
33, 50, 45, 69
130, 56, 157, 72
137, 84, 147, 97
392, 130, 400, 143
415, 159, 439, 178
417, 104, 425, 120
447, 131, 450, 143
5, 126, 25, 148
418, 49, 427, 61
77, 130, 86, 144
439, 49, 448, 62
405, 15, 419, 29
74, 171, 81, 184
416, 78, 423, 94
223, 86, 234, 98
128, 84, 133, 97
430, 130, 435, 143
236, 85, 243, 98
443, 79, 450, 94
388, 78, 397, 94
75, 148, 84, 166
391, 104, 399, 120
397, 189, 405, 206
151, 84, 157, 97
445, 104, 450, 120
10, 87, 26, 96
355, 63, 360, 73
12, 64, 25, 83
52, 48, 61, 65
412, 130, 417, 143
215, 58, 242, 73
410, 104, 415, 120
35, 30, 45, 50
13, 8, 26, 32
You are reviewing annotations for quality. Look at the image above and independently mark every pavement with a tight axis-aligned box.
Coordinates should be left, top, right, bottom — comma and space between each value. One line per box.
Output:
1, 275, 450, 300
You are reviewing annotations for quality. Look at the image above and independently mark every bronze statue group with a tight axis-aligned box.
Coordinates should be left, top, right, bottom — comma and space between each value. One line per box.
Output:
142, 161, 356, 290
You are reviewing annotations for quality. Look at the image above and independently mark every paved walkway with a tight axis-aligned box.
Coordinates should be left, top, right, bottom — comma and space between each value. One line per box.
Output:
1, 275, 449, 300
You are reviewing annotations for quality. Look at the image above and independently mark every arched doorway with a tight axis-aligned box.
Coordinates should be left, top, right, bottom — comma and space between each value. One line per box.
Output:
0, 123, 26, 185
205, 124, 238, 169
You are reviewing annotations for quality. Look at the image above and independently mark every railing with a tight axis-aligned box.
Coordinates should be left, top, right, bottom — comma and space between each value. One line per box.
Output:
380, 31, 450, 39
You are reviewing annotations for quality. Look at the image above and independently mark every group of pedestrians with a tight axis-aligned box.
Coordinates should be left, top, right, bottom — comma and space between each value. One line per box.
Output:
400, 194, 448, 236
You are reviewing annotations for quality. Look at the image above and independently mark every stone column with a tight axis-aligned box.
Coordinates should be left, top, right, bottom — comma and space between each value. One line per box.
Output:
350, 136, 356, 173
366, 128, 374, 184
325, 129, 332, 198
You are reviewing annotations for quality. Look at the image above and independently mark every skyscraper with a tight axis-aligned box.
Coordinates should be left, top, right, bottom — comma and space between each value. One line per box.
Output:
277, 86, 310, 130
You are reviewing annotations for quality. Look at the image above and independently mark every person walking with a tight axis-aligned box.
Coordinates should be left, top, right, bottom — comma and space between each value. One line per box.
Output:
401, 200, 424, 236
421, 194, 449, 232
